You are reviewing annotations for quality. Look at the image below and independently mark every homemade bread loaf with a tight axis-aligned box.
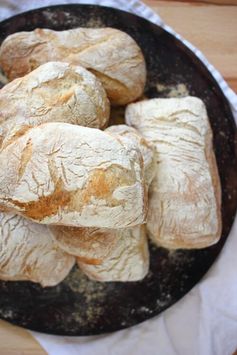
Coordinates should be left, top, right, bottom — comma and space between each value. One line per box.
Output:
0, 27, 146, 105
78, 226, 149, 282
106, 125, 155, 186
0, 212, 75, 286
0, 122, 146, 228
125, 96, 221, 249
0, 61, 109, 148
50, 226, 120, 265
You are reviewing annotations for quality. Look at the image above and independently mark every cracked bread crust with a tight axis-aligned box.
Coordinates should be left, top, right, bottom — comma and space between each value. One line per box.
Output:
77, 226, 149, 282
0, 27, 146, 105
0, 122, 147, 228
125, 96, 221, 249
49, 125, 154, 270
50, 225, 121, 265
0, 61, 110, 149
106, 125, 156, 187
0, 212, 75, 286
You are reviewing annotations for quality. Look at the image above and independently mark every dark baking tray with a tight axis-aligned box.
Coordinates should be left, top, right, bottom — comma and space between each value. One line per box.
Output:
0, 4, 236, 336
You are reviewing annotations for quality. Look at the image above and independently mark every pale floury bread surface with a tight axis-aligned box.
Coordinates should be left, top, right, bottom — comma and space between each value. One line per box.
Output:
50, 226, 120, 265
125, 96, 221, 249
0, 27, 146, 105
77, 226, 149, 282
0, 212, 75, 286
0, 61, 110, 148
106, 125, 156, 187
0, 122, 147, 228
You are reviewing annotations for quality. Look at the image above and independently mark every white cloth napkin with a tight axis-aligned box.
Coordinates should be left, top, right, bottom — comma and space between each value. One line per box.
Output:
1, 1, 237, 354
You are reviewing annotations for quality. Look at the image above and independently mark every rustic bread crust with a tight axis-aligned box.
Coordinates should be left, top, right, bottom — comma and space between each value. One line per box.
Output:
50, 226, 120, 265
0, 122, 147, 228
77, 226, 149, 282
106, 125, 156, 187
0, 27, 146, 105
125, 96, 222, 249
0, 212, 75, 286
0, 61, 110, 149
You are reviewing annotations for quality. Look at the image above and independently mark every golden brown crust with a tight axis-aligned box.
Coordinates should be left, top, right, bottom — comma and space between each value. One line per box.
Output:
0, 212, 75, 286
105, 125, 156, 187
50, 226, 119, 265
0, 61, 110, 149
0, 122, 147, 228
0, 27, 146, 105
204, 124, 222, 244
77, 226, 149, 282
125, 97, 222, 249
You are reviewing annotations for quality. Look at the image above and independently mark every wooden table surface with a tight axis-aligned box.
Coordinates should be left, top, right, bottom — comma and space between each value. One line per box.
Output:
0, 1, 237, 354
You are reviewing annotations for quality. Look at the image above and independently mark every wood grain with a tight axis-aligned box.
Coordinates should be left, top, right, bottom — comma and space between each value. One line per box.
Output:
0, 1, 236, 354
0, 320, 47, 354
159, 0, 237, 5
143, 1, 237, 92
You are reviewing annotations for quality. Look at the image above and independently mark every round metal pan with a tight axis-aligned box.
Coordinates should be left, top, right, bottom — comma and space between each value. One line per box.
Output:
0, 4, 236, 336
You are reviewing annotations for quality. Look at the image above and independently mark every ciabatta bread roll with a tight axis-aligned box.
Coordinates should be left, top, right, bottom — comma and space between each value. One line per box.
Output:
58, 126, 152, 265
125, 97, 221, 249
0, 27, 146, 105
77, 226, 149, 282
50, 226, 122, 265
0, 61, 109, 148
0, 122, 146, 228
106, 125, 155, 186
0, 212, 75, 286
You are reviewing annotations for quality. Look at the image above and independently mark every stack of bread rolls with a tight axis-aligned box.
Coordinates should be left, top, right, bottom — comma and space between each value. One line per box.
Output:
0, 27, 221, 287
